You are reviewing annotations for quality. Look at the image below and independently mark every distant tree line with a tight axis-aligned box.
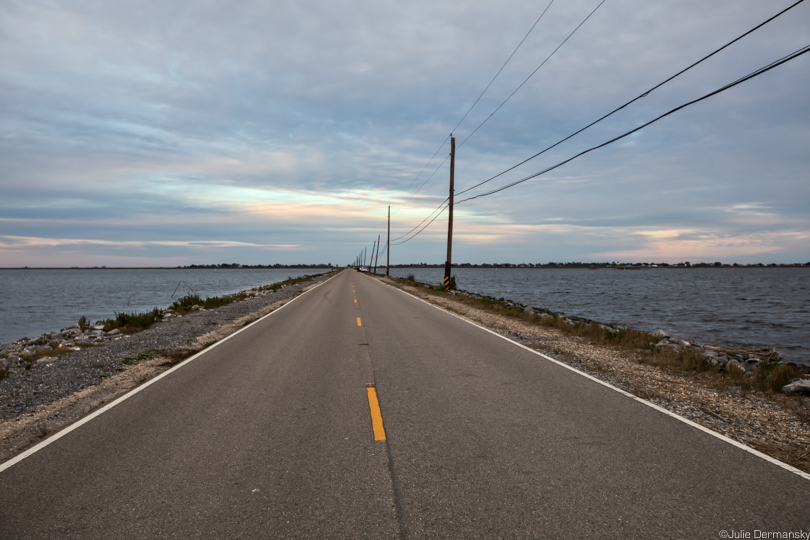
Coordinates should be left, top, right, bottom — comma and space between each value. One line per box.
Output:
183, 263, 334, 269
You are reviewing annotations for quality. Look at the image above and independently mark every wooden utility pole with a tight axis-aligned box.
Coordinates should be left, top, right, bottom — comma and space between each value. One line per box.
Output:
386, 205, 390, 276
370, 239, 376, 272
444, 136, 455, 291
374, 234, 380, 274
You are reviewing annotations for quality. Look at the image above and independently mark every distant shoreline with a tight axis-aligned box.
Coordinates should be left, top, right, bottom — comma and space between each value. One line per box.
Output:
0, 265, 336, 270
2, 263, 808, 270
388, 263, 810, 269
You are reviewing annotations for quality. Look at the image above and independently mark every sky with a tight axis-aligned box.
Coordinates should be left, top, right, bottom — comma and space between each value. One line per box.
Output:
1, 0, 808, 267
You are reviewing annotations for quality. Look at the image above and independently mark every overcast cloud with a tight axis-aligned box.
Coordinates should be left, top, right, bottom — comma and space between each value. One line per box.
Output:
1, 0, 808, 266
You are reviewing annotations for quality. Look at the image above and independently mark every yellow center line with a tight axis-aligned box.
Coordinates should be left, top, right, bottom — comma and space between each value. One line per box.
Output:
356, 317, 362, 326
365, 384, 386, 441
354, 299, 357, 303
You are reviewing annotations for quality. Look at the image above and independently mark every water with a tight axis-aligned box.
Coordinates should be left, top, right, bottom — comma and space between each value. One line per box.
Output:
389, 267, 810, 366
0, 268, 324, 344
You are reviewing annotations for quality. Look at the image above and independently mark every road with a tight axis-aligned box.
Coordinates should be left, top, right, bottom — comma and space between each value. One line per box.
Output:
1, 269, 808, 538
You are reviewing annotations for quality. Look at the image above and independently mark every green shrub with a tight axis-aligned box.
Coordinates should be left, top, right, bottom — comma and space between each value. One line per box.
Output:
102, 308, 163, 333
78, 315, 90, 331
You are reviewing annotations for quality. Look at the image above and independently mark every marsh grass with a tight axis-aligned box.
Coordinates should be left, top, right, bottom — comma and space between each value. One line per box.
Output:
714, 360, 805, 394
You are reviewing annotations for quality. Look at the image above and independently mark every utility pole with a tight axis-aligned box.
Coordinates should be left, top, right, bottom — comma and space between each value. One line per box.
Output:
370, 240, 376, 272
444, 136, 455, 291
386, 205, 390, 276
374, 234, 380, 274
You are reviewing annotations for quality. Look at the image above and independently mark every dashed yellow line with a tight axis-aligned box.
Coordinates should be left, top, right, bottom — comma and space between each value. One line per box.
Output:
356, 317, 362, 327
365, 384, 386, 441
354, 299, 357, 303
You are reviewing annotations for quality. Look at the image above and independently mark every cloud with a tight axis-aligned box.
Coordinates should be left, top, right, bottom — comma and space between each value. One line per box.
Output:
1, 0, 808, 265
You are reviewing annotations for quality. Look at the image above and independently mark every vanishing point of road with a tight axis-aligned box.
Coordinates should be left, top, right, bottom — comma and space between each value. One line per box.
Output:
1, 269, 808, 538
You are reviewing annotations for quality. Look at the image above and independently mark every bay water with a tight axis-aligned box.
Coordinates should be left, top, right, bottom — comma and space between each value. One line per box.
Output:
0, 268, 322, 345
388, 267, 810, 366
2, 267, 807, 366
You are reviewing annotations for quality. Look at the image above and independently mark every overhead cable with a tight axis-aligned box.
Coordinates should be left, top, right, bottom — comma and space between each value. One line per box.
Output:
396, 155, 450, 210
390, 198, 450, 242
457, 0, 607, 150
386, 0, 605, 247
456, 0, 807, 197
393, 0, 556, 212
456, 44, 810, 204
451, 0, 556, 135
394, 134, 450, 209
391, 202, 450, 246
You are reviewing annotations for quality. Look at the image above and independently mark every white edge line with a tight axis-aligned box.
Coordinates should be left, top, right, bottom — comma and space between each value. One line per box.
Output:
0, 272, 338, 474
379, 278, 810, 482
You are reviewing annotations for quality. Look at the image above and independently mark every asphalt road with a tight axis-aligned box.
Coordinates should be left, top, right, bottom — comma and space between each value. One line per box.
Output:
1, 269, 808, 538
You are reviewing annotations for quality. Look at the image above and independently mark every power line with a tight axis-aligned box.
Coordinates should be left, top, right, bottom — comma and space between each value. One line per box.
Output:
393, 0, 557, 214
394, 134, 450, 210
451, 0, 556, 136
457, 0, 607, 150
385, 0, 605, 249
396, 155, 450, 210
456, 43, 810, 204
383, 1, 807, 253
390, 198, 449, 241
391, 202, 450, 246
456, 0, 807, 198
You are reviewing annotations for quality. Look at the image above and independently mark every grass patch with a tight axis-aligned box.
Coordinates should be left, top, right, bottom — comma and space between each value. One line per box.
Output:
36, 423, 50, 439
168, 272, 330, 315
78, 315, 91, 331
159, 348, 199, 367
122, 349, 164, 365
101, 308, 164, 334
22, 344, 96, 363
753, 441, 810, 473
170, 293, 240, 313
714, 360, 806, 394
628, 388, 658, 400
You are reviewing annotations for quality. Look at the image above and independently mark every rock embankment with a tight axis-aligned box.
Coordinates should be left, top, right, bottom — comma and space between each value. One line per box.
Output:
450, 288, 810, 394
0, 274, 331, 420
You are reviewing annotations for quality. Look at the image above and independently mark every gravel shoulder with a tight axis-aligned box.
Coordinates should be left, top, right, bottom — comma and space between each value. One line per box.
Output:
374, 274, 810, 475
0, 273, 333, 464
